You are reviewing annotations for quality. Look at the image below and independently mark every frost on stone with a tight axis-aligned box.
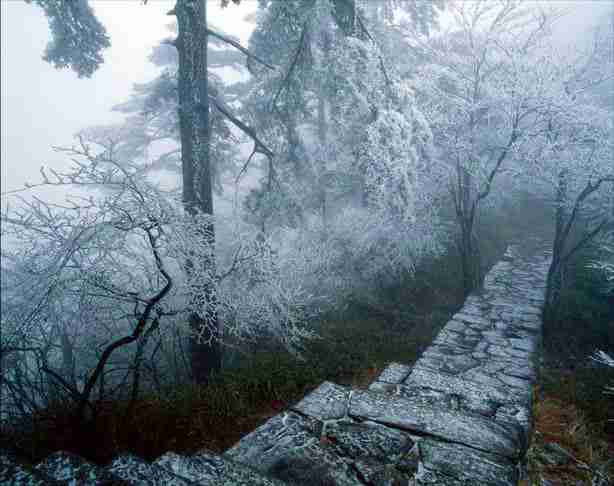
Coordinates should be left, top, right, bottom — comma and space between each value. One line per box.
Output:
349, 388, 523, 459
417, 439, 518, 486
154, 451, 285, 485
372, 362, 412, 384
290, 381, 350, 420
9, 246, 549, 486
36, 451, 124, 485
108, 454, 194, 485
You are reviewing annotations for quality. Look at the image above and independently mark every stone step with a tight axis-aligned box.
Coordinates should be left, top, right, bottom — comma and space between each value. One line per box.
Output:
36, 451, 129, 485
349, 387, 524, 459
107, 454, 199, 485
369, 366, 531, 449
224, 383, 418, 485
224, 379, 527, 485
153, 450, 287, 485
416, 439, 518, 486
0, 244, 548, 486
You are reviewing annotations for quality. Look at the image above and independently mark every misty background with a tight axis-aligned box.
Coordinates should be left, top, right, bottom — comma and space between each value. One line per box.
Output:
0, 1, 613, 482
1, 0, 610, 195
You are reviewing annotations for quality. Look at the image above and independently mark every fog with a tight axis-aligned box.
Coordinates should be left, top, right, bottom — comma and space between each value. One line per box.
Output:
0, 1, 612, 480
1, 0, 256, 194
1, 1, 609, 194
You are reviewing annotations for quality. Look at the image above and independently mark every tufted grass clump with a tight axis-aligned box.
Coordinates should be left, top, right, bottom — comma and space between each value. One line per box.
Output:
526, 394, 613, 485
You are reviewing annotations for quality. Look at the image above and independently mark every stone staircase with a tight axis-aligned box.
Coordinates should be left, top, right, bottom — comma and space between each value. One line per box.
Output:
0, 246, 551, 485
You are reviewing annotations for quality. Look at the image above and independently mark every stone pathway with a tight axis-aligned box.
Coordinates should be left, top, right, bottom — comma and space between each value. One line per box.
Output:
0, 246, 550, 485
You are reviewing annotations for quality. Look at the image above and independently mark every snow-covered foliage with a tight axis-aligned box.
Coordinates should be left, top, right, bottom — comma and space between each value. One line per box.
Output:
9, 0, 611, 433
591, 351, 614, 405
590, 233, 614, 295
0, 139, 319, 417
243, 0, 445, 277
25, 0, 110, 77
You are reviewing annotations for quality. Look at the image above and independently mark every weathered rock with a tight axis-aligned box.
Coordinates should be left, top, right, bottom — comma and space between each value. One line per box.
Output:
291, 381, 350, 420
323, 420, 414, 460
405, 366, 523, 406
349, 389, 523, 459
396, 384, 500, 417
368, 380, 397, 393
224, 412, 361, 485
373, 362, 412, 384
538, 442, 573, 466
0, 453, 64, 485
16, 244, 548, 486
36, 451, 126, 485
417, 439, 518, 486
154, 451, 285, 485
225, 397, 420, 485
433, 329, 483, 350
107, 454, 195, 485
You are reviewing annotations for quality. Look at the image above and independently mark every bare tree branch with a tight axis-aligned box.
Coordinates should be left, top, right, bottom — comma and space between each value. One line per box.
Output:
206, 27, 276, 71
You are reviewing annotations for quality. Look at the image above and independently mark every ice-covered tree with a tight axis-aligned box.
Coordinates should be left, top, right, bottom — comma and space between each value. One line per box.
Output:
25, 0, 110, 77
591, 351, 614, 414
415, 0, 563, 295
23, 0, 277, 383
0, 133, 317, 423
242, 0, 445, 280
514, 20, 614, 319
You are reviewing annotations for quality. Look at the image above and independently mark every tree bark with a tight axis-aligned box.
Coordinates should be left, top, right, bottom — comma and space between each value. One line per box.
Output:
544, 170, 569, 323
457, 166, 480, 297
175, 0, 221, 384
59, 325, 77, 390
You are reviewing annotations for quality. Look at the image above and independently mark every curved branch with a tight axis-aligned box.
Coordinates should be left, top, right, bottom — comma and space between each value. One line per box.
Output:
76, 229, 173, 420
271, 23, 308, 111
206, 96, 274, 181
355, 13, 392, 88
206, 27, 276, 71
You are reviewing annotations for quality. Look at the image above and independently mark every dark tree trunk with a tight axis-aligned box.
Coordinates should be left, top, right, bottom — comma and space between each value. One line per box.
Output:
317, 77, 328, 225
456, 167, 480, 297
175, 0, 221, 384
59, 326, 77, 389
544, 170, 568, 323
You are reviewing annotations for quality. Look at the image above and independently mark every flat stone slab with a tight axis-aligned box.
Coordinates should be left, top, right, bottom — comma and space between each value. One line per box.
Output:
154, 451, 285, 486
348, 389, 523, 459
323, 420, 414, 460
224, 412, 361, 485
225, 405, 418, 485
290, 381, 350, 420
9, 244, 546, 486
396, 384, 500, 417
406, 365, 528, 406
373, 362, 412, 384
433, 329, 483, 349
417, 439, 518, 486
108, 454, 196, 485
417, 346, 481, 375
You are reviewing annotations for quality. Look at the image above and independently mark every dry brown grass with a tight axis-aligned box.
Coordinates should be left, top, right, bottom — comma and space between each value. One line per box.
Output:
527, 394, 614, 485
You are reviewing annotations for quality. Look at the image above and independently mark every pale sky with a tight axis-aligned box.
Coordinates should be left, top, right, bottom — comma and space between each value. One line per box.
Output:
0, 0, 611, 195
0, 0, 257, 194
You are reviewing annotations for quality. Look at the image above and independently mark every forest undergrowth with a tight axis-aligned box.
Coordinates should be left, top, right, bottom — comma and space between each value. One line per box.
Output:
1, 224, 506, 466
527, 251, 614, 485
3, 219, 612, 485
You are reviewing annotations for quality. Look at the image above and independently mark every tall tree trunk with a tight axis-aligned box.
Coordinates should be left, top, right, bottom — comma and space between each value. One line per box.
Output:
457, 166, 480, 297
316, 23, 331, 226
59, 325, 77, 389
544, 170, 568, 323
318, 91, 328, 225
175, 0, 221, 384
